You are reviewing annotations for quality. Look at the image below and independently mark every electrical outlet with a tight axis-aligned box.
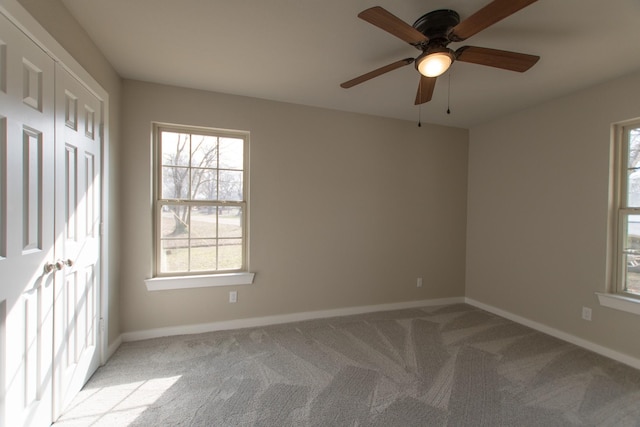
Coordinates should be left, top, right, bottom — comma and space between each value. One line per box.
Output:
417, 277, 423, 288
582, 306, 592, 321
229, 291, 237, 303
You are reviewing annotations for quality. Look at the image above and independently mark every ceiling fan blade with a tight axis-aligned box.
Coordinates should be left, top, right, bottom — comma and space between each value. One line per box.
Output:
358, 6, 428, 46
415, 75, 437, 105
341, 58, 414, 88
450, 0, 538, 41
456, 46, 539, 72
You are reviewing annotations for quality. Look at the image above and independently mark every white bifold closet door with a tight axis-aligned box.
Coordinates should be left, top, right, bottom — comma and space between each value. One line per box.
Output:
0, 11, 56, 427
52, 62, 102, 421
0, 11, 103, 427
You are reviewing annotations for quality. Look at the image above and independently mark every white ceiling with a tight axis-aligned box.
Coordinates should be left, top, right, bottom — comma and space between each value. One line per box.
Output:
60, 0, 640, 128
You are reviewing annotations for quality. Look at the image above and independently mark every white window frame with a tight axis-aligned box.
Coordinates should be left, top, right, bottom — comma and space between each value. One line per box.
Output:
145, 123, 254, 291
598, 119, 640, 314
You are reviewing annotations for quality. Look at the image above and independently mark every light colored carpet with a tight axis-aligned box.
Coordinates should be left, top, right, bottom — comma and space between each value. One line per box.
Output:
55, 304, 640, 426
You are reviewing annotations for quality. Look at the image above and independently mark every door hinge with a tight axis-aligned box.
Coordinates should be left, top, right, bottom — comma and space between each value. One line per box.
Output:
99, 222, 104, 236
99, 123, 104, 140
99, 317, 105, 334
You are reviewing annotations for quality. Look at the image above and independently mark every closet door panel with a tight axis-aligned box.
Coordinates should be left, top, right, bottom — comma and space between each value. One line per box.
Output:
0, 11, 56, 427
53, 65, 102, 419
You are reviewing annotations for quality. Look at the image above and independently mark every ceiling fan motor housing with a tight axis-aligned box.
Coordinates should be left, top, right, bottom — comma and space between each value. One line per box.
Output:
413, 9, 460, 43
413, 9, 459, 75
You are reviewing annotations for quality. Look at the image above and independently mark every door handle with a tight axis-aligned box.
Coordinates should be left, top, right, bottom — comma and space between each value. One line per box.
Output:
56, 258, 74, 270
43, 262, 57, 274
43, 259, 74, 274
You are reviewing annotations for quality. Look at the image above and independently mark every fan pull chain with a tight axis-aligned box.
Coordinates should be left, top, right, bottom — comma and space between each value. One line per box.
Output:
418, 78, 422, 127
447, 71, 452, 115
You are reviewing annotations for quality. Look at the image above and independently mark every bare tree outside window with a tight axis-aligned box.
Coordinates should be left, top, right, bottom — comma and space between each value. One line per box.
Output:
156, 127, 246, 275
627, 129, 640, 206
622, 127, 640, 295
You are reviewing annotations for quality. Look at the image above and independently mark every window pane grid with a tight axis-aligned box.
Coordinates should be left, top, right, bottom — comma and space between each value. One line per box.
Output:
619, 124, 640, 296
158, 202, 245, 274
156, 125, 247, 276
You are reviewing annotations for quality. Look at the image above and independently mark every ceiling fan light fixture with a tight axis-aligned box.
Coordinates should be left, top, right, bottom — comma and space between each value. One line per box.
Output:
416, 49, 454, 77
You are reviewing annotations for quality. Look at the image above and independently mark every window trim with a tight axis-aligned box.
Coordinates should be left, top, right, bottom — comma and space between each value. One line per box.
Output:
145, 272, 255, 291
596, 292, 640, 316
152, 122, 251, 281
603, 119, 640, 314
612, 121, 640, 297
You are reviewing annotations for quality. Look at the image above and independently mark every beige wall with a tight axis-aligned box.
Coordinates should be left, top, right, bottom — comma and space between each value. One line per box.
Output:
15, 0, 640, 364
14, 0, 640, 367
466, 71, 640, 359
120, 80, 469, 333
17, 0, 123, 345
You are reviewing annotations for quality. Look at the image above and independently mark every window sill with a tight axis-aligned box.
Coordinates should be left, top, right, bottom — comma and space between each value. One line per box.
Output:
145, 272, 255, 291
596, 292, 640, 316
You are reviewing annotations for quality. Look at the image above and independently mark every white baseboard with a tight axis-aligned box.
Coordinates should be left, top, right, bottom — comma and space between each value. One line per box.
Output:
465, 297, 640, 371
106, 335, 122, 362
121, 297, 465, 342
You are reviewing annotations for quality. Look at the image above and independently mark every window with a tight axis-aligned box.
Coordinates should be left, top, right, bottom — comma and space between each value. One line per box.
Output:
154, 124, 248, 277
613, 121, 640, 297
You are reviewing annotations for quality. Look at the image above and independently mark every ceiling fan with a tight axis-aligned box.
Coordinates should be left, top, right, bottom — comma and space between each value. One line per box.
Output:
340, 0, 540, 105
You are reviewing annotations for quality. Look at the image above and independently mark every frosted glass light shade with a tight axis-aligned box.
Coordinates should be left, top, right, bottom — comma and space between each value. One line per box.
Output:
416, 52, 453, 77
